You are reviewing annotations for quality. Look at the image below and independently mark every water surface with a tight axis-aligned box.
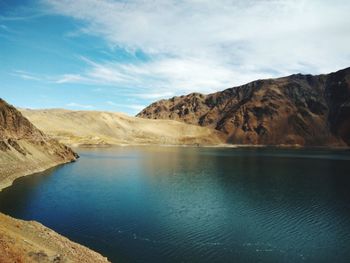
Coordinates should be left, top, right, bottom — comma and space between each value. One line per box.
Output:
1, 146, 350, 263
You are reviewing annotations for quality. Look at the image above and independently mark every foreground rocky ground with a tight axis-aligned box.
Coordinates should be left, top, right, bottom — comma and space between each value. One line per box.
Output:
0, 213, 109, 263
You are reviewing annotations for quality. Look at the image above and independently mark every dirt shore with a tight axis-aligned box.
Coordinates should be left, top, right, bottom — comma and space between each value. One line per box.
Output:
0, 213, 110, 263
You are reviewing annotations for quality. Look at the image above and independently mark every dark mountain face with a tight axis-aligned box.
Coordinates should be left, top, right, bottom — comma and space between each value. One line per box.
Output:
137, 67, 350, 146
0, 99, 44, 140
0, 98, 78, 160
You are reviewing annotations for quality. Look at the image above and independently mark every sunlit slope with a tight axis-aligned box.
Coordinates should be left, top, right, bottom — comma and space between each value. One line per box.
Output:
21, 109, 226, 146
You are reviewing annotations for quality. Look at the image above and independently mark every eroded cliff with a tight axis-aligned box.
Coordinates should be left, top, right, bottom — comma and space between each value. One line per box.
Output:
0, 98, 78, 190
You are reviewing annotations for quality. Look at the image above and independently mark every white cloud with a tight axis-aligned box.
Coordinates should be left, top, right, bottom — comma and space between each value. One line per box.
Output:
0, 14, 45, 21
54, 56, 273, 95
11, 70, 42, 81
66, 102, 94, 109
106, 101, 145, 111
55, 74, 86, 84
135, 92, 175, 100
106, 101, 117, 106
43, 0, 350, 95
125, 104, 145, 111
0, 24, 8, 30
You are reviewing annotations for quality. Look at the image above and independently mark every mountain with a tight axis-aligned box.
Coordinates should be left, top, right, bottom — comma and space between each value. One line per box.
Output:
137, 67, 350, 146
0, 98, 78, 190
20, 109, 225, 146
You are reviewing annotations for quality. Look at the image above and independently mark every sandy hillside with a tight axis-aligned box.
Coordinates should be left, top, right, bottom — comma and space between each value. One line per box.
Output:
21, 109, 226, 146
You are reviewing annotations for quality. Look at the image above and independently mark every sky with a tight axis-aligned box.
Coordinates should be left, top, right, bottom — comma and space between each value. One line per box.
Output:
1, 0, 350, 115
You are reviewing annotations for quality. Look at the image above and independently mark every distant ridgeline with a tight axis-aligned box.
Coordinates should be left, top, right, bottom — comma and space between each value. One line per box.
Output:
138, 67, 350, 146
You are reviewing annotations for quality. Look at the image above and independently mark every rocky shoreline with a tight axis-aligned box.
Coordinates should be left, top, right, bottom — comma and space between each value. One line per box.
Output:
0, 157, 76, 192
0, 160, 111, 263
0, 212, 109, 263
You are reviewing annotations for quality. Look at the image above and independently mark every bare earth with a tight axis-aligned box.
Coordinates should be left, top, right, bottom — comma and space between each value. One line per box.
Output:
0, 213, 109, 263
0, 140, 76, 191
0, 99, 78, 191
21, 109, 226, 146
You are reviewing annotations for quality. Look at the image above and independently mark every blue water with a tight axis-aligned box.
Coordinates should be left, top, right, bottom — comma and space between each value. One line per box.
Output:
1, 146, 350, 263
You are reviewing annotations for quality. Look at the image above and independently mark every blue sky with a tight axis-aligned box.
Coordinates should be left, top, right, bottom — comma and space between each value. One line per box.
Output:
1, 0, 350, 115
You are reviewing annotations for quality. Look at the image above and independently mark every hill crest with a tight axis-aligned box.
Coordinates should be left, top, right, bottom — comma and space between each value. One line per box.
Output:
137, 67, 350, 146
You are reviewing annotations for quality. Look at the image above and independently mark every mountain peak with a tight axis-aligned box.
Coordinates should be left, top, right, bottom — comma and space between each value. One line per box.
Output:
137, 67, 350, 146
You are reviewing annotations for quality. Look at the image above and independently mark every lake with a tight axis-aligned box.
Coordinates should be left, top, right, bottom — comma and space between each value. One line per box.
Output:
1, 146, 350, 263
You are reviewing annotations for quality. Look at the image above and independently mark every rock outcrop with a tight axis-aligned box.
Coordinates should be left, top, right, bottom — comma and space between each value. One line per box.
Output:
137, 67, 350, 146
0, 98, 78, 190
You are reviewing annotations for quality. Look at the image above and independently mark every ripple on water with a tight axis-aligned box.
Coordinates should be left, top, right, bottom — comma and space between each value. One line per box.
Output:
1, 147, 350, 263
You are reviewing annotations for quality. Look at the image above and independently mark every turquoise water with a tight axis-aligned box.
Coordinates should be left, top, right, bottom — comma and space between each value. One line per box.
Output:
1, 147, 350, 263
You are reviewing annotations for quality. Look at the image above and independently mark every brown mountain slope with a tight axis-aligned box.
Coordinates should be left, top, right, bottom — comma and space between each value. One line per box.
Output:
20, 109, 226, 146
0, 98, 78, 190
137, 67, 350, 146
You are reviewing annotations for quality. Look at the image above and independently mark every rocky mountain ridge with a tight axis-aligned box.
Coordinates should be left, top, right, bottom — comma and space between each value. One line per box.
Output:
137, 67, 350, 146
0, 98, 78, 189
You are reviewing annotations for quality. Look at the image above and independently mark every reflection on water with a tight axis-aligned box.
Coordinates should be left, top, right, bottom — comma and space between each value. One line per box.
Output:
0, 146, 350, 263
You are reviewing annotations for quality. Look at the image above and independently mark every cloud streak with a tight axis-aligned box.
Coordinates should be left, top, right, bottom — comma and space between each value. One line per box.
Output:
54, 55, 273, 96
106, 101, 145, 111
41, 0, 350, 98
11, 70, 43, 81
66, 102, 94, 109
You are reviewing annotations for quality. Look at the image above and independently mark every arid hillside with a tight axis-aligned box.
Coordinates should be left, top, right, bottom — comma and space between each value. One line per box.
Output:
0, 98, 78, 190
21, 109, 226, 146
138, 67, 350, 146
